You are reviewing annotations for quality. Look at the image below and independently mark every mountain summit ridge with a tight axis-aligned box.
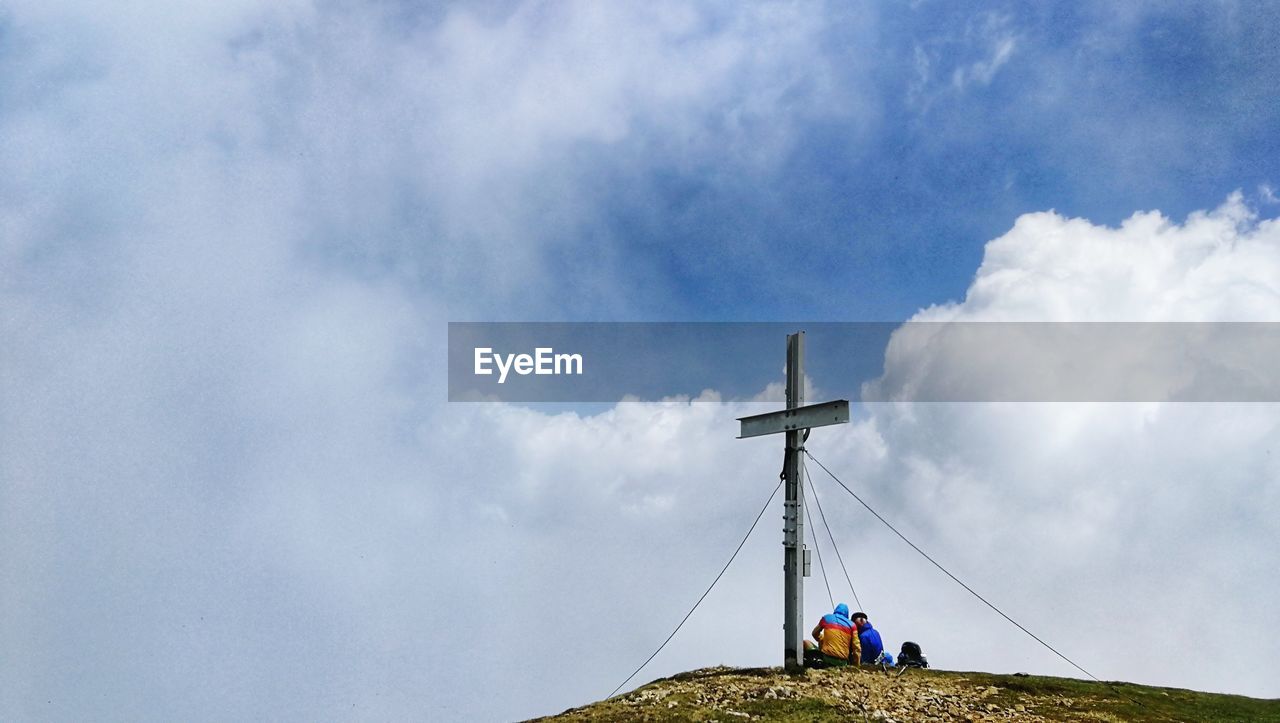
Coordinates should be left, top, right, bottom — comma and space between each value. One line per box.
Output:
532, 665, 1280, 722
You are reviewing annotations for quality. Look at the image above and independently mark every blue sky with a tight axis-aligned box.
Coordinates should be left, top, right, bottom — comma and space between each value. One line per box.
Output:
4, 2, 1280, 721
503, 1, 1280, 321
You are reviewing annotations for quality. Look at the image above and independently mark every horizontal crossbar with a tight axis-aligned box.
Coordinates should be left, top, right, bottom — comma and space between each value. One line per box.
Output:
736, 400, 850, 439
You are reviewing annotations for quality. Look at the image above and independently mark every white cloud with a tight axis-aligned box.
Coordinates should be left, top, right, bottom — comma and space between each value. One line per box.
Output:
951, 35, 1015, 91
225, 0, 857, 314
850, 196, 1280, 697
908, 11, 1017, 111
1261, 183, 1279, 205
863, 195, 1280, 403
921, 192, 1280, 323
0, 1, 856, 720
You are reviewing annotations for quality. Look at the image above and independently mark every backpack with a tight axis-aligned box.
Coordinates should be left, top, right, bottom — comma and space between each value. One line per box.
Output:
897, 641, 929, 668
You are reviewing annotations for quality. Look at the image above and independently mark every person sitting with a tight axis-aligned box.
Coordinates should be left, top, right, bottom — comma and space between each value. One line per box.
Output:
851, 611, 886, 665
803, 603, 861, 668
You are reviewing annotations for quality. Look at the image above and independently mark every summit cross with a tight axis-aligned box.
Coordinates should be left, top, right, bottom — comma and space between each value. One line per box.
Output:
736, 331, 850, 670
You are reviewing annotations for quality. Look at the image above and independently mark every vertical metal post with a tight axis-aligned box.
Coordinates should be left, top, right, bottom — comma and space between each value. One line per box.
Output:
783, 332, 806, 670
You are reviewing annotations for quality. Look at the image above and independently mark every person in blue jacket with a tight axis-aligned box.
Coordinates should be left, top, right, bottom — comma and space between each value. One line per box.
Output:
852, 612, 887, 665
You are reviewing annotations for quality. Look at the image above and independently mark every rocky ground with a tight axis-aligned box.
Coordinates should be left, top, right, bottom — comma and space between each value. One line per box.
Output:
532, 665, 1280, 722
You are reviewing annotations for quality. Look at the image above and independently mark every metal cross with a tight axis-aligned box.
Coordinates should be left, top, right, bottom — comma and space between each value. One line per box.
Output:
736, 331, 849, 670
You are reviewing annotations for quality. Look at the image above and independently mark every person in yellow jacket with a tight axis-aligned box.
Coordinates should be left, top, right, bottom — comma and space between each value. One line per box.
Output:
802, 603, 861, 667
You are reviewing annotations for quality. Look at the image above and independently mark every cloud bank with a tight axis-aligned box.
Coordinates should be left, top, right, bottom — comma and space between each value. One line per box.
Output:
1, 1, 855, 720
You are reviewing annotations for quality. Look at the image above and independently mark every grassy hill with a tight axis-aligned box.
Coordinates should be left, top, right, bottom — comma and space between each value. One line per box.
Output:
533, 665, 1280, 722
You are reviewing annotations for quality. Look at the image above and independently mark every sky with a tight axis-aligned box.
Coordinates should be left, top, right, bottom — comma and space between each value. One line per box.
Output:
2, 1, 1280, 720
